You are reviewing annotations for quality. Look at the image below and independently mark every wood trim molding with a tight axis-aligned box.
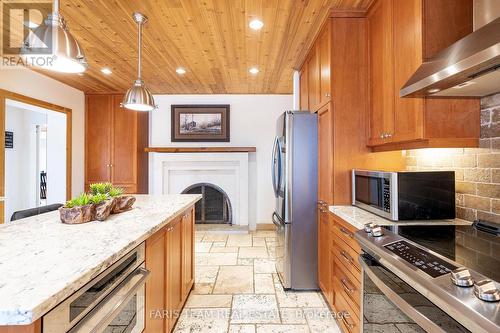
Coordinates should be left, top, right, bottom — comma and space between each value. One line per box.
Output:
0, 89, 73, 224
370, 138, 479, 152
145, 147, 256, 153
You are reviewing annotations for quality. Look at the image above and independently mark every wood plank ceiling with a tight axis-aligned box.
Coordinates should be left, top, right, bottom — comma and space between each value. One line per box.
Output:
37, 0, 373, 94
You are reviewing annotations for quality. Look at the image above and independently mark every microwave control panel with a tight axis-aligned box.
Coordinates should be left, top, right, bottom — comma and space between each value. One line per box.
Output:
383, 179, 391, 212
384, 240, 457, 278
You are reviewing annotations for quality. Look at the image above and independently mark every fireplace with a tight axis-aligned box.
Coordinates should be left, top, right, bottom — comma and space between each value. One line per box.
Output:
182, 183, 232, 224
150, 152, 249, 226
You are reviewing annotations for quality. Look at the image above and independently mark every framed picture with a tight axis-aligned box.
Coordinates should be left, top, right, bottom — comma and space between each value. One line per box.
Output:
171, 104, 230, 142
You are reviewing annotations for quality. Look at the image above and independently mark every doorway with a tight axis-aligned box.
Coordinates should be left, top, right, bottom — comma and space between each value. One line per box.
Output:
0, 90, 72, 223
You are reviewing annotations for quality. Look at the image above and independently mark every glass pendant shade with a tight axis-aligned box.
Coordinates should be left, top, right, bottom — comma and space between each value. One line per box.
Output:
122, 79, 156, 111
24, 12, 87, 73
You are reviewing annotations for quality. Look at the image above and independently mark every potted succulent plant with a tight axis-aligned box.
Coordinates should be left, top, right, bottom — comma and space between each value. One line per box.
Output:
91, 193, 115, 221
59, 193, 95, 224
89, 182, 113, 196
109, 187, 136, 214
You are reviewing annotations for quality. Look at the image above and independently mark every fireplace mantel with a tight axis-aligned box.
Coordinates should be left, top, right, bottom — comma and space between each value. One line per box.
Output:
145, 147, 256, 153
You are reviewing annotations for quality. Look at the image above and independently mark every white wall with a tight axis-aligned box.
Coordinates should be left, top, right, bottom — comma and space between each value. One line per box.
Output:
46, 110, 67, 204
150, 94, 293, 227
5, 106, 46, 220
0, 68, 85, 197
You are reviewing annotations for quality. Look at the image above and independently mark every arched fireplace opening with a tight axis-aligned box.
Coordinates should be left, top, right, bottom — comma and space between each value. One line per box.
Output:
182, 183, 232, 224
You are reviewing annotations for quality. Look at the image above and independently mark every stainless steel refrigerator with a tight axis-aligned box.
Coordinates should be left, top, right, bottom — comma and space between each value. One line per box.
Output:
272, 111, 318, 290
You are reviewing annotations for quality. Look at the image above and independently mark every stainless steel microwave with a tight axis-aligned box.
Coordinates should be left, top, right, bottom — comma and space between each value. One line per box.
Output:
352, 170, 455, 221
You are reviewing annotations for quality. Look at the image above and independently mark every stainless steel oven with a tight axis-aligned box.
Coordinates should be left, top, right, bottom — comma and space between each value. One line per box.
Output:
43, 243, 149, 333
356, 226, 500, 333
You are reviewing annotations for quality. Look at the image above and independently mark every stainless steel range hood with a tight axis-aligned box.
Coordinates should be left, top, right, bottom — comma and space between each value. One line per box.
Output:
400, 12, 500, 98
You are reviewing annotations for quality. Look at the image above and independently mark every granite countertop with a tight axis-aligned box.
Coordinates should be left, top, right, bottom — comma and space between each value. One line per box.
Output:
329, 205, 472, 230
0, 194, 201, 326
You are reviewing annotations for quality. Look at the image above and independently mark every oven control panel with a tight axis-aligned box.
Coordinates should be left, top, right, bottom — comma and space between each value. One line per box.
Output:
384, 240, 457, 278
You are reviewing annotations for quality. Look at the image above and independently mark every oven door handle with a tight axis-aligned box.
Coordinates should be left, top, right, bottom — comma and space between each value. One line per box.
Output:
70, 267, 150, 333
360, 256, 446, 333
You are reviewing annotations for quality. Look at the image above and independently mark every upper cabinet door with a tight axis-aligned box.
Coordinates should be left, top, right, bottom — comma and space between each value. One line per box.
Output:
319, 22, 331, 106
111, 95, 137, 186
299, 65, 309, 111
86, 95, 112, 185
392, 0, 424, 142
308, 45, 321, 112
367, 0, 394, 145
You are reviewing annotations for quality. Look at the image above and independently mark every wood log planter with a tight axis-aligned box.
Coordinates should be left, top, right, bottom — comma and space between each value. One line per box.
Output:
59, 183, 135, 224
59, 194, 95, 224
112, 196, 136, 214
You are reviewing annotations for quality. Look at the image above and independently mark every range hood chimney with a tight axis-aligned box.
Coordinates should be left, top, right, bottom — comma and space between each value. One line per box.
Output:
400, 1, 500, 98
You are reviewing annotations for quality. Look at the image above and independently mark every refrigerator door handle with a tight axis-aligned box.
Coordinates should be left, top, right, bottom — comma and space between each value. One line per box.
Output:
272, 212, 283, 229
276, 138, 283, 196
272, 136, 279, 197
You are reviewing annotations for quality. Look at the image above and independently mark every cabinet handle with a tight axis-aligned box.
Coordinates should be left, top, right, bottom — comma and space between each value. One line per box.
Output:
325, 93, 331, 97
339, 227, 354, 238
340, 250, 354, 264
340, 311, 355, 329
341, 277, 355, 294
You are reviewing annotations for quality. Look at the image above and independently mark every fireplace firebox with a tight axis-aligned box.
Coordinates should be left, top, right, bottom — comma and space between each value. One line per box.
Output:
182, 183, 232, 224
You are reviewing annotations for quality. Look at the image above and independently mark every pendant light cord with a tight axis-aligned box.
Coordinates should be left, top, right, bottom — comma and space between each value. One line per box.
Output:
137, 20, 142, 80
53, 0, 59, 14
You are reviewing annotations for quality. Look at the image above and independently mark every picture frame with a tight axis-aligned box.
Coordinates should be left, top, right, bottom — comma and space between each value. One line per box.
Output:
171, 104, 230, 142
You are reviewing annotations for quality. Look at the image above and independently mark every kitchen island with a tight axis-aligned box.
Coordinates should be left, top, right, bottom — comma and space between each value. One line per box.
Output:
0, 194, 200, 332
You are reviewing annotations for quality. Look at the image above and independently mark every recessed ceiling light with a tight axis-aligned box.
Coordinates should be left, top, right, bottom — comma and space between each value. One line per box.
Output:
176, 67, 187, 75
249, 67, 259, 74
101, 68, 112, 75
427, 88, 440, 94
249, 19, 264, 30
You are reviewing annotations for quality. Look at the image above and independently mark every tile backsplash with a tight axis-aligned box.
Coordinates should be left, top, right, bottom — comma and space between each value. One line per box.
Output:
406, 93, 500, 224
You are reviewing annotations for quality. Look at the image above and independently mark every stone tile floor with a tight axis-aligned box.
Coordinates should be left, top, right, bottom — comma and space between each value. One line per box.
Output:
173, 228, 342, 333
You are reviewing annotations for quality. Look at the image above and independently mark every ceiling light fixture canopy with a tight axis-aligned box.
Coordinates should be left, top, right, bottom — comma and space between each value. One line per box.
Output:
122, 12, 157, 112
23, 0, 87, 73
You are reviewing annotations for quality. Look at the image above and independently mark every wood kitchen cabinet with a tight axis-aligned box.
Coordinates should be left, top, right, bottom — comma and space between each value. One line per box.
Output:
367, 0, 480, 151
330, 213, 362, 333
145, 206, 195, 333
299, 66, 309, 110
299, 22, 331, 113
85, 94, 149, 194
182, 210, 195, 299
317, 206, 331, 303
166, 217, 183, 332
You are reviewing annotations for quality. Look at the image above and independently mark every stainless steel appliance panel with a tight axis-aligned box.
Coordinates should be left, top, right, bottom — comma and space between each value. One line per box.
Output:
274, 111, 318, 290
361, 255, 470, 333
43, 243, 148, 333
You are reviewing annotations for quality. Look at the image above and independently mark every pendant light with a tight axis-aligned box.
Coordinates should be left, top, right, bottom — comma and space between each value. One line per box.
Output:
23, 0, 87, 73
122, 12, 157, 112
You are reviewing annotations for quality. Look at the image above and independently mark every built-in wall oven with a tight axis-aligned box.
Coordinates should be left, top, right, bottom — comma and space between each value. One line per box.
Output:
43, 243, 149, 333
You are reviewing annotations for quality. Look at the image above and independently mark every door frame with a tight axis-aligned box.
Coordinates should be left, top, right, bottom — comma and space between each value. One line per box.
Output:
0, 89, 72, 223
